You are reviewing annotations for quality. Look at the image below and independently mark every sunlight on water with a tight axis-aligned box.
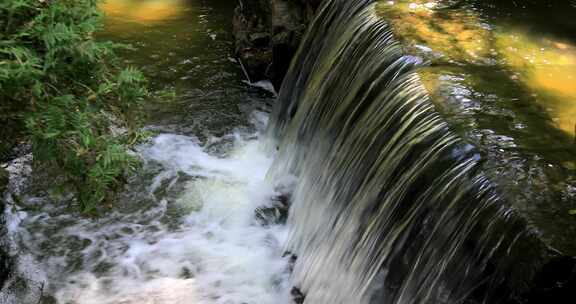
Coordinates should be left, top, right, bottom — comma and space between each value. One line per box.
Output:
96, 0, 250, 129
100, 0, 186, 23
378, 0, 576, 137
497, 32, 576, 136
378, 1, 492, 64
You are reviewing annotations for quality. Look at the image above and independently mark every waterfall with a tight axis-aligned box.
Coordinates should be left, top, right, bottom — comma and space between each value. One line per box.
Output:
266, 0, 537, 303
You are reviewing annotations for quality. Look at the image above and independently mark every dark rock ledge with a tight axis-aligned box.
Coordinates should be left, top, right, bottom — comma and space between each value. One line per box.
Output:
232, 0, 321, 90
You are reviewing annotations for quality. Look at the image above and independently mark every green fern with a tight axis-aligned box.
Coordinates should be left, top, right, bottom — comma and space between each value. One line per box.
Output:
1, 0, 148, 214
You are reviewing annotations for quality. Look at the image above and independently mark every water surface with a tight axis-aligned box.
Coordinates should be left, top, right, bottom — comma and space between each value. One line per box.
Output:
377, 0, 576, 254
2, 1, 288, 303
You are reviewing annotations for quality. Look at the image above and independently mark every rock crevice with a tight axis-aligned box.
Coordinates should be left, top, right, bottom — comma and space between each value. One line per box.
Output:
233, 0, 321, 89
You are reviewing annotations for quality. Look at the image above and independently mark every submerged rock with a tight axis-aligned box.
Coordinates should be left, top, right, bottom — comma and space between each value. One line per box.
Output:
291, 286, 305, 304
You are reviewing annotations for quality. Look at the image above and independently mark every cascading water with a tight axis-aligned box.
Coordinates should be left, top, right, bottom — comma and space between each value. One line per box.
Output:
2, 127, 293, 304
267, 0, 538, 303
2, 0, 568, 303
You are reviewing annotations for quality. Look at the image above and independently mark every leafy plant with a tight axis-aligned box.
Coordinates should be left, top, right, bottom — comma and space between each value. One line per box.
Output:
0, 0, 148, 214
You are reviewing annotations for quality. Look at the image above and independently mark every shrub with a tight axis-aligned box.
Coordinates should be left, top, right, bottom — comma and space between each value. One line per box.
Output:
0, 0, 148, 214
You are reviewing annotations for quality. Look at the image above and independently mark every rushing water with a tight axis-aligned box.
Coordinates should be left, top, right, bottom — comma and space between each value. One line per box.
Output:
266, 0, 574, 303
376, 0, 576, 254
2, 1, 575, 304
1, 1, 288, 303
4, 130, 292, 304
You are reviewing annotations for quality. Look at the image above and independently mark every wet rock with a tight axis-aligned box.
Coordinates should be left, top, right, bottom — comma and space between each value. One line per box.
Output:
291, 286, 305, 304
283, 251, 298, 272
255, 194, 290, 225
0, 167, 7, 194
233, 0, 272, 81
0, 168, 12, 292
233, 0, 320, 89
179, 267, 194, 279
0, 233, 11, 292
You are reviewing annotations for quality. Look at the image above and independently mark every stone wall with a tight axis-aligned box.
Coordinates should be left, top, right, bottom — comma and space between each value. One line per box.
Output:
233, 0, 321, 90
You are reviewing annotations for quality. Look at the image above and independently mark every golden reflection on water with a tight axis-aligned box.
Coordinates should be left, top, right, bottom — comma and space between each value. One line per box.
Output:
377, 0, 492, 64
377, 0, 576, 137
100, 0, 185, 23
497, 32, 576, 135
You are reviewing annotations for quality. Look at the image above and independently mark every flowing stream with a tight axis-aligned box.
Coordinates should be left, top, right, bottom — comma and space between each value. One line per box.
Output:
266, 0, 575, 303
5, 131, 291, 304
2, 1, 290, 303
2, 1, 575, 304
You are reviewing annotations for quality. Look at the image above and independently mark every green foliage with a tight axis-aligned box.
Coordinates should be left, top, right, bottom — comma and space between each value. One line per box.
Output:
0, 0, 148, 214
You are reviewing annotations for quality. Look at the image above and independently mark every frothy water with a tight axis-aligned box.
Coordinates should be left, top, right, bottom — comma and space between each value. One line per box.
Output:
6, 131, 291, 304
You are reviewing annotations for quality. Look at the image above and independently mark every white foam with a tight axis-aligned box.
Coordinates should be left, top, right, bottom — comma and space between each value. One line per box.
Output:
242, 80, 278, 96
52, 134, 291, 304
